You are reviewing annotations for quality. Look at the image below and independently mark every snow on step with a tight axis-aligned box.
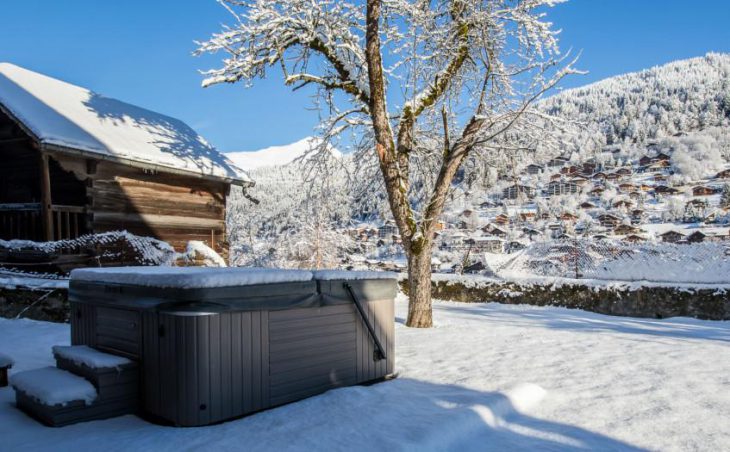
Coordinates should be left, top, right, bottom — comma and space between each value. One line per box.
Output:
0, 352, 14, 368
52, 345, 132, 370
313, 270, 398, 280
10, 367, 97, 406
71, 266, 314, 289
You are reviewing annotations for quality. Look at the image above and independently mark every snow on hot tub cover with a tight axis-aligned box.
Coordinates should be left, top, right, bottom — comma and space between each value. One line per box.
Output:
0, 63, 250, 185
313, 270, 398, 280
70, 267, 314, 289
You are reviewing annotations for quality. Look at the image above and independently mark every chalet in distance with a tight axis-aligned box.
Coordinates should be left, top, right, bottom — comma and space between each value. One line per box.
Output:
0, 63, 252, 253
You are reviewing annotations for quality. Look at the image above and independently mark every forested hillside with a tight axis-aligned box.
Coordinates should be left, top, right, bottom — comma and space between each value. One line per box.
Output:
227, 54, 730, 268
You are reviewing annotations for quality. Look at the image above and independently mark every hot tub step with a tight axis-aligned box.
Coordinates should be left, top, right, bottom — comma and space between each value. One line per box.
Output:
53, 346, 139, 401
11, 365, 138, 427
15, 390, 138, 427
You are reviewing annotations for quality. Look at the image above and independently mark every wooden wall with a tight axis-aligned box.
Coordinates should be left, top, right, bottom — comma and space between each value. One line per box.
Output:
87, 160, 229, 255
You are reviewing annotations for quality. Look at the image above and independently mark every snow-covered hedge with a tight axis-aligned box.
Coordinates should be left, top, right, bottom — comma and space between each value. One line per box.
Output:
0, 231, 177, 267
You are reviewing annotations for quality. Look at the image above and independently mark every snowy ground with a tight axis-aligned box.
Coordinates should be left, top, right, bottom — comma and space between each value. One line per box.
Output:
1, 295, 729, 451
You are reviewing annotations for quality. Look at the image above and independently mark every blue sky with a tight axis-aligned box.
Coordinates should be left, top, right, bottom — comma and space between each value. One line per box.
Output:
1, 0, 728, 152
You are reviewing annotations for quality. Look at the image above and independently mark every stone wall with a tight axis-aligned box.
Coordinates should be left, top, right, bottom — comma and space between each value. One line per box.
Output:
400, 279, 730, 321
0, 288, 69, 323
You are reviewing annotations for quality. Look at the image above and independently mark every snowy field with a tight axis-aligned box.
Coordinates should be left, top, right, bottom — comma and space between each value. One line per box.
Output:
1, 295, 729, 451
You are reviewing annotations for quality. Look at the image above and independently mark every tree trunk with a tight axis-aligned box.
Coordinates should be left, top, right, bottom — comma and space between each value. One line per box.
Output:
406, 242, 433, 328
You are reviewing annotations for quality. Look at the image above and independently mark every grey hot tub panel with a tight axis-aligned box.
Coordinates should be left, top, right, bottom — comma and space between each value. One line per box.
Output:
68, 270, 397, 426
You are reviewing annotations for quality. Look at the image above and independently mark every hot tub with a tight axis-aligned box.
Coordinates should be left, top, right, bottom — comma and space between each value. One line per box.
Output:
68, 267, 397, 426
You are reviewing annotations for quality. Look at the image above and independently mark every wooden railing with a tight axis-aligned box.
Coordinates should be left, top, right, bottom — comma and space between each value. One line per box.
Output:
0, 203, 86, 241
50, 205, 86, 241
0, 203, 42, 240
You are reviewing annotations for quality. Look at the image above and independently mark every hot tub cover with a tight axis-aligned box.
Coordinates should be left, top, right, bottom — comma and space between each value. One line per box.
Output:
312, 270, 398, 280
70, 267, 314, 289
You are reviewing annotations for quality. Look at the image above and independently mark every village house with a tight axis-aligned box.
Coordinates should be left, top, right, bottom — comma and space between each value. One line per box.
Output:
494, 213, 510, 225
660, 230, 685, 243
560, 165, 581, 176
692, 185, 718, 196
546, 181, 578, 196
618, 183, 636, 193
623, 234, 645, 243
502, 184, 536, 200
613, 224, 642, 235
481, 224, 507, 237
0, 63, 251, 254
598, 213, 621, 228
580, 201, 597, 209
468, 236, 504, 254
560, 212, 579, 222
588, 186, 605, 196
716, 169, 730, 179
613, 199, 634, 209
655, 185, 679, 195
547, 156, 569, 168
638, 155, 653, 167
525, 164, 543, 175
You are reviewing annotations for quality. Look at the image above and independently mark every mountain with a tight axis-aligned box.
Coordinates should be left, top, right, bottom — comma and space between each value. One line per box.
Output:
226, 136, 342, 171
537, 52, 730, 155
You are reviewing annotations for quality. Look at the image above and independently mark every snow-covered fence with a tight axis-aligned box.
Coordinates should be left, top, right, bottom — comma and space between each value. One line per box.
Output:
497, 240, 730, 285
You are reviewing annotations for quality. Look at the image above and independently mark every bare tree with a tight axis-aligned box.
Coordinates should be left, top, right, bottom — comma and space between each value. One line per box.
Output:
197, 0, 578, 327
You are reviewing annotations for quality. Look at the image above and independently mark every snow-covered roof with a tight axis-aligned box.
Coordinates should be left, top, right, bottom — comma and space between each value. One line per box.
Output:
0, 63, 251, 185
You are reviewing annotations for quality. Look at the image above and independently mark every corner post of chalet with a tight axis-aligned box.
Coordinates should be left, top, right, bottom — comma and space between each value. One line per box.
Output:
39, 150, 53, 241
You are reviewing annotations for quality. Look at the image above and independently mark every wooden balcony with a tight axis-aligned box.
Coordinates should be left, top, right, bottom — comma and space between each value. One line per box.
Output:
0, 203, 87, 242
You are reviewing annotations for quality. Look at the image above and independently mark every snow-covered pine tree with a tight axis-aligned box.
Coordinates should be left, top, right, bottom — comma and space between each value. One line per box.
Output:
197, 0, 577, 327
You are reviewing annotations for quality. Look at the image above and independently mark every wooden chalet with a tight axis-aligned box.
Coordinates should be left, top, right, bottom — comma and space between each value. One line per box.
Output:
525, 164, 543, 175
638, 155, 653, 167
597, 214, 621, 228
613, 199, 633, 209
0, 64, 252, 253
623, 234, 645, 243
659, 230, 684, 243
655, 185, 679, 195
692, 186, 718, 196
547, 157, 569, 168
560, 165, 581, 175
560, 212, 578, 222
716, 169, 730, 179
494, 214, 510, 225
613, 224, 642, 235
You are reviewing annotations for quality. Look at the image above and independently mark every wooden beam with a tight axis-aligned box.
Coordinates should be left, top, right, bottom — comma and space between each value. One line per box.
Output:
39, 152, 54, 241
